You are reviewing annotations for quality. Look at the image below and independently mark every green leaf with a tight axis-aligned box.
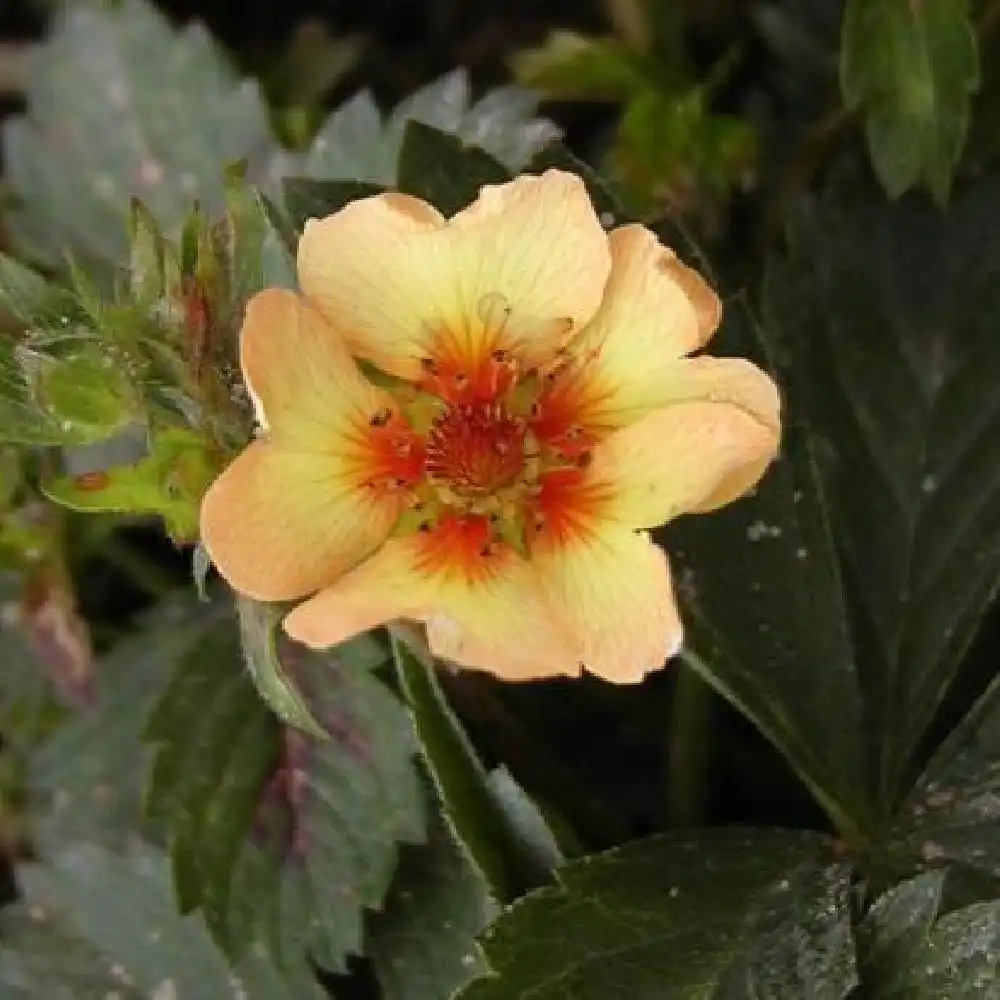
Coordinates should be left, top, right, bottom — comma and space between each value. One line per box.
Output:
298, 70, 558, 185
37, 346, 138, 434
281, 178, 385, 233
367, 790, 496, 1000
840, 0, 979, 204
888, 674, 1000, 894
764, 180, 1000, 819
663, 300, 869, 841
0, 255, 82, 329
6, 842, 327, 999
457, 828, 857, 1000
391, 633, 562, 902
859, 874, 1000, 997
396, 121, 511, 216
144, 615, 426, 971
2, 0, 278, 271
0, 338, 124, 446
0, 904, 144, 999
236, 597, 326, 739
857, 872, 946, 997
511, 31, 647, 101
28, 591, 224, 853
43, 426, 219, 541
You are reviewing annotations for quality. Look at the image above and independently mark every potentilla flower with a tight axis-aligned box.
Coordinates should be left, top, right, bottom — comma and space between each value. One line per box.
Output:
200, 170, 780, 683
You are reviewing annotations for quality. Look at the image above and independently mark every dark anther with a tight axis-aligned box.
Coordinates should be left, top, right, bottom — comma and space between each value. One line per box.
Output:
576, 451, 593, 469
491, 348, 507, 363
420, 357, 438, 374
454, 373, 470, 387
369, 407, 393, 427
418, 520, 432, 533
479, 543, 494, 557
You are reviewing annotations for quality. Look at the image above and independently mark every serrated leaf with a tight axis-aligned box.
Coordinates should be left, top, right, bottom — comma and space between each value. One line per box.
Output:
297, 69, 558, 188
457, 828, 856, 1000
145, 615, 426, 971
366, 791, 496, 1000
28, 591, 224, 853
10, 842, 326, 999
764, 180, 1000, 818
396, 121, 510, 216
662, 299, 869, 841
840, 0, 979, 203
2, 0, 278, 271
511, 31, 646, 101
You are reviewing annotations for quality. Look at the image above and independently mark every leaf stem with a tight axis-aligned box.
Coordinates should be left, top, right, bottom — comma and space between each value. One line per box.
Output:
664, 660, 714, 828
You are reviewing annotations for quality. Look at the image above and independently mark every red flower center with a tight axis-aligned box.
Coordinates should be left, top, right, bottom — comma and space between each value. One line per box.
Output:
424, 402, 526, 496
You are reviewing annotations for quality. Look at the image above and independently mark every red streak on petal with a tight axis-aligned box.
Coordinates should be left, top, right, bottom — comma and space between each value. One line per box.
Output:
419, 334, 517, 405
414, 513, 496, 581
364, 416, 425, 489
533, 468, 608, 548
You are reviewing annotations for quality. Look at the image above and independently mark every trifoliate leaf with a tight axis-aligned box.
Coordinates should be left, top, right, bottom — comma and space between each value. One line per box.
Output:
840, 0, 979, 204
457, 828, 857, 1000
1, 0, 278, 271
144, 615, 426, 971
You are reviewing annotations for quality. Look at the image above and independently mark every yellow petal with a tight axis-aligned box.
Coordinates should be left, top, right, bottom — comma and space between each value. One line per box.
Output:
284, 534, 580, 681
553, 225, 723, 429
200, 440, 400, 602
589, 393, 779, 530
533, 525, 682, 684
240, 288, 385, 447
298, 171, 610, 381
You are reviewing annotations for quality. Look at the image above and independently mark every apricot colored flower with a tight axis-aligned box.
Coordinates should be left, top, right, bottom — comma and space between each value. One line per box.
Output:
200, 170, 780, 683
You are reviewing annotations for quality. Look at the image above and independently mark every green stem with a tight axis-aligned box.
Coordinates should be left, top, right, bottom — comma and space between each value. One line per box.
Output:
664, 661, 714, 828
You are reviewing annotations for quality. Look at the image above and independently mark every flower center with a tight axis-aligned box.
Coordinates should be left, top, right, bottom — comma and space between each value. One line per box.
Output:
424, 402, 526, 497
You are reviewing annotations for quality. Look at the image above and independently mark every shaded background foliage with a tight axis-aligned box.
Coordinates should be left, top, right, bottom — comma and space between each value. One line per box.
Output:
1, 0, 1000, 998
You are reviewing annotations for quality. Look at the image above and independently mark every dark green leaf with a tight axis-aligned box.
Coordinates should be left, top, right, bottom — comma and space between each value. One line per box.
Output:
367, 790, 496, 1000
1, 0, 278, 271
145, 615, 426, 971
0, 256, 82, 329
392, 633, 562, 902
457, 828, 857, 1000
840, 0, 979, 203
888, 675, 1000, 895
664, 300, 869, 841
396, 121, 510, 216
764, 181, 1000, 818
9, 843, 326, 999
282, 178, 385, 233
859, 875, 1000, 997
